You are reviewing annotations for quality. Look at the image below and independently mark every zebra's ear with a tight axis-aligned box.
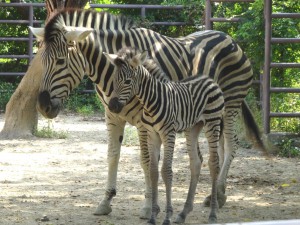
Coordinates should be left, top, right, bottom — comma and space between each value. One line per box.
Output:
139, 50, 148, 64
103, 52, 120, 66
29, 26, 45, 41
64, 26, 93, 43
131, 50, 148, 68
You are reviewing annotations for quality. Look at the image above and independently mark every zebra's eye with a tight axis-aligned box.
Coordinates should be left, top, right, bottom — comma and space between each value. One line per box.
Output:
124, 79, 131, 85
57, 58, 65, 65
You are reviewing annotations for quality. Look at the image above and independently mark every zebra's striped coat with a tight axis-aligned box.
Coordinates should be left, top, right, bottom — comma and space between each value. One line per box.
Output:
30, 9, 260, 222
106, 47, 225, 224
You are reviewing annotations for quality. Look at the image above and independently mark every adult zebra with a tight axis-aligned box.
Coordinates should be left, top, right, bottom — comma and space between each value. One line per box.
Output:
30, 8, 263, 221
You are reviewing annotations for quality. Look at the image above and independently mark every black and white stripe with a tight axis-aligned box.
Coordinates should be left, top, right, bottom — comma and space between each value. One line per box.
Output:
30, 8, 261, 222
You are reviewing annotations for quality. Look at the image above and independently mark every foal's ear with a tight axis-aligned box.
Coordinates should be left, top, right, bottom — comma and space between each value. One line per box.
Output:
103, 52, 124, 67
131, 50, 148, 68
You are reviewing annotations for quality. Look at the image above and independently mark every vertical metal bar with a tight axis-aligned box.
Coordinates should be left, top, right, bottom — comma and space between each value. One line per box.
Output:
141, 7, 146, 19
205, 0, 212, 30
28, 4, 34, 62
263, 0, 272, 134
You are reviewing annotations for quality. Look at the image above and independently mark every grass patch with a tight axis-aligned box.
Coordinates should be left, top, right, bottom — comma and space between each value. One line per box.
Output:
122, 125, 139, 146
34, 120, 68, 139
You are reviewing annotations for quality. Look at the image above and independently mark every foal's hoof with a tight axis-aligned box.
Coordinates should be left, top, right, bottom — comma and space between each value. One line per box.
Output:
203, 194, 227, 208
162, 218, 171, 225
147, 218, 156, 225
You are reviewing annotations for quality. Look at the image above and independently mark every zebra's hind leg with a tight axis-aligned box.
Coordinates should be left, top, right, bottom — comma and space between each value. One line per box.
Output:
205, 120, 221, 223
175, 123, 203, 224
137, 126, 152, 219
94, 113, 126, 216
203, 108, 239, 208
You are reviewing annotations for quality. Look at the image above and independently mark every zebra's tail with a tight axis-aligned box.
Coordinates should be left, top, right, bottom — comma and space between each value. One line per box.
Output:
241, 100, 269, 155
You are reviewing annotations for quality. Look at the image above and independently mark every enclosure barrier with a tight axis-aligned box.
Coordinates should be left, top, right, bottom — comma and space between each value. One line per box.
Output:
263, 0, 300, 134
205, 0, 300, 134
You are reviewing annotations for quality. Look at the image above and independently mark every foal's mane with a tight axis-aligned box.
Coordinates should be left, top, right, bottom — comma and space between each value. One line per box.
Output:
117, 47, 170, 82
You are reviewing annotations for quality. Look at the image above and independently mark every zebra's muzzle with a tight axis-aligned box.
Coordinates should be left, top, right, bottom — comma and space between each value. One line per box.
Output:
37, 90, 61, 119
108, 97, 124, 114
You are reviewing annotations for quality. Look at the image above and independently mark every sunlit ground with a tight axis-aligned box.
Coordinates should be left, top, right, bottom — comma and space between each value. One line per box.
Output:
0, 114, 300, 225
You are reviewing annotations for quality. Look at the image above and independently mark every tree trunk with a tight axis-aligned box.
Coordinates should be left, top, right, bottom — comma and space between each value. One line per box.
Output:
0, 50, 43, 139
0, 0, 88, 139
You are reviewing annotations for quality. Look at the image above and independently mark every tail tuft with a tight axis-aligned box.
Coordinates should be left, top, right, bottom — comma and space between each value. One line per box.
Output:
241, 100, 270, 156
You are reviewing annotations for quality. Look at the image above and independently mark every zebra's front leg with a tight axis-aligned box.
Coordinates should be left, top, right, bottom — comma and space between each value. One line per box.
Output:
147, 131, 161, 225
137, 126, 152, 219
94, 113, 126, 216
175, 124, 203, 224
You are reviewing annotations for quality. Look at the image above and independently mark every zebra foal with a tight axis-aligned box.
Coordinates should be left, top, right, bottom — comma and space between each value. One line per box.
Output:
105, 47, 225, 225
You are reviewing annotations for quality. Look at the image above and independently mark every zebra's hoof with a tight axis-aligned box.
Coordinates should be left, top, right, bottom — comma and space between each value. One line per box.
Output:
140, 207, 152, 219
93, 203, 112, 215
147, 218, 156, 225
162, 218, 171, 225
203, 194, 227, 208
174, 213, 186, 224
208, 215, 217, 224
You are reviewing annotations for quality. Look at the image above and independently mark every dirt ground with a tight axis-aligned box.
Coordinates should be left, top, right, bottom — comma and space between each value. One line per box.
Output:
0, 113, 300, 225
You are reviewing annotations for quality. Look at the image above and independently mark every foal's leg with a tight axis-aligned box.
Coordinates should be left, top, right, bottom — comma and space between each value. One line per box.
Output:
147, 131, 162, 225
160, 131, 176, 225
175, 123, 203, 224
137, 126, 152, 219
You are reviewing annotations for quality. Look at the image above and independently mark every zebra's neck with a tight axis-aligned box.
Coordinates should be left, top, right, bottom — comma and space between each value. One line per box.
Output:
135, 67, 171, 117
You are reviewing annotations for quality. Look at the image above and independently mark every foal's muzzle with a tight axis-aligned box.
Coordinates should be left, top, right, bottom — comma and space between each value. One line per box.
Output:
108, 97, 124, 114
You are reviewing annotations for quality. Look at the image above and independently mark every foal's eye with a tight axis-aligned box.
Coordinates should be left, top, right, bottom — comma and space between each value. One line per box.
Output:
124, 79, 131, 85
57, 58, 65, 65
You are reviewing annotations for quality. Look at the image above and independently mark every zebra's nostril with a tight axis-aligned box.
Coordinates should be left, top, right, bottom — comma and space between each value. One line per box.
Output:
38, 90, 51, 108
45, 106, 51, 113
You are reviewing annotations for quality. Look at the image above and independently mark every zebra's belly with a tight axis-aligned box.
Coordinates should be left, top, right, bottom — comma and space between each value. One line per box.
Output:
174, 115, 205, 133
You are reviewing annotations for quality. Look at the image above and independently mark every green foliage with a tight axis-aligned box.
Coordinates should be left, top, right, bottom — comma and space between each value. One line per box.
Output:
91, 0, 205, 37
0, 82, 17, 112
76, 105, 95, 117
213, 0, 300, 134
63, 79, 105, 116
276, 138, 300, 158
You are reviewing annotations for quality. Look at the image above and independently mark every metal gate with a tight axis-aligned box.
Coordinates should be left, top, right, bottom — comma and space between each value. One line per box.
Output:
205, 0, 300, 134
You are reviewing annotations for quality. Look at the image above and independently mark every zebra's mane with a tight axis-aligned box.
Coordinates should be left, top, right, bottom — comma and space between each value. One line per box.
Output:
44, 9, 136, 45
117, 47, 170, 82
